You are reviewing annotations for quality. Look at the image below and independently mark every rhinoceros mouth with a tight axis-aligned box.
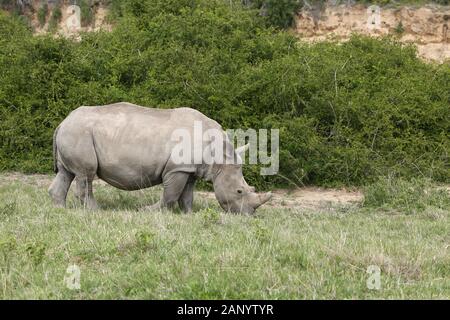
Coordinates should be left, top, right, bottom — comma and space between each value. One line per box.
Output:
215, 191, 272, 214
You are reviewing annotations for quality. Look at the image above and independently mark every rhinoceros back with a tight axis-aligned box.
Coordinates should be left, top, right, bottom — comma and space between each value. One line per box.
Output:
55, 102, 215, 190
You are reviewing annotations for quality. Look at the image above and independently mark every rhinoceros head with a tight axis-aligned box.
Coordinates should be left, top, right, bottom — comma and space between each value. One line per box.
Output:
211, 145, 272, 214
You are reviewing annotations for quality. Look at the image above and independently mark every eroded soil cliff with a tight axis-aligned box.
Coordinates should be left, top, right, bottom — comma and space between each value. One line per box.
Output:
296, 3, 450, 62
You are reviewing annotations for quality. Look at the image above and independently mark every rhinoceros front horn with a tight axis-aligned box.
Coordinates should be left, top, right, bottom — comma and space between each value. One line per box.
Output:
253, 192, 272, 209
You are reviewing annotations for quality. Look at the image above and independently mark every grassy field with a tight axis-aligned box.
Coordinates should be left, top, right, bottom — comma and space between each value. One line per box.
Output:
0, 174, 448, 299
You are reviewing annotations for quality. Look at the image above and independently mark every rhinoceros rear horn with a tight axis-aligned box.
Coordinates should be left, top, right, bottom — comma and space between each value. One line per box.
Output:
253, 192, 272, 209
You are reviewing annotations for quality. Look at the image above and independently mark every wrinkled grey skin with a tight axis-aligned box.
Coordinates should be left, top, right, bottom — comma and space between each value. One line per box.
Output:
49, 102, 272, 214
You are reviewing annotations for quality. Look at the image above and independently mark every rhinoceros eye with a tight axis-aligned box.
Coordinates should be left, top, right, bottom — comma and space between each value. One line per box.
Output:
237, 189, 243, 194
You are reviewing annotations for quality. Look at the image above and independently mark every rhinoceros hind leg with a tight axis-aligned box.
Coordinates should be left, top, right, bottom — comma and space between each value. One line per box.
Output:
49, 165, 75, 208
74, 176, 98, 210
74, 177, 84, 205
178, 176, 196, 213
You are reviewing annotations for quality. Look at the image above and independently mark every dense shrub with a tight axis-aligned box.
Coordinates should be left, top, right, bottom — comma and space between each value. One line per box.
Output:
80, 0, 94, 27
37, 3, 47, 27
0, 0, 31, 15
363, 177, 450, 214
0, 0, 449, 189
48, 4, 62, 32
249, 0, 301, 29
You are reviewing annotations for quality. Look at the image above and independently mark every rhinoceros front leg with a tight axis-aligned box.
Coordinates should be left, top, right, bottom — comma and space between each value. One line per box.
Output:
74, 176, 98, 210
147, 172, 190, 212
178, 176, 196, 213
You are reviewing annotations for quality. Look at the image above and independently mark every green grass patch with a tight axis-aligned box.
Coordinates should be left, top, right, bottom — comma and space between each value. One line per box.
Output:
0, 177, 448, 299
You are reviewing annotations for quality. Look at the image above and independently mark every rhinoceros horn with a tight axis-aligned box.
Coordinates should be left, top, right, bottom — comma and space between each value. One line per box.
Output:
252, 192, 272, 209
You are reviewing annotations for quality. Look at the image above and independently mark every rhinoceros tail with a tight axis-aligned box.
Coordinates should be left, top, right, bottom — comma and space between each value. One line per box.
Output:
53, 126, 60, 173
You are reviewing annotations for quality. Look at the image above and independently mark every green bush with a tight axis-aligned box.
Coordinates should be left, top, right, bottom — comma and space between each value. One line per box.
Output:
0, 0, 26, 15
80, 0, 95, 27
394, 21, 404, 35
0, 1, 449, 189
48, 4, 62, 32
37, 3, 48, 27
250, 0, 302, 29
363, 177, 450, 214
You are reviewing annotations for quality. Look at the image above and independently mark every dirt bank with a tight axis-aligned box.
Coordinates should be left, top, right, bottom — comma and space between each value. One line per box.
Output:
296, 3, 450, 62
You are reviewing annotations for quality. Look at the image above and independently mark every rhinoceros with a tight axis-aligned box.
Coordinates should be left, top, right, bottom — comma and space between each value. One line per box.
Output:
49, 102, 272, 214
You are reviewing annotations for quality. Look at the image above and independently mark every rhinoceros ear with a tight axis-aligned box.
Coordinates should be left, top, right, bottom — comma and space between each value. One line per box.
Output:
235, 143, 249, 156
